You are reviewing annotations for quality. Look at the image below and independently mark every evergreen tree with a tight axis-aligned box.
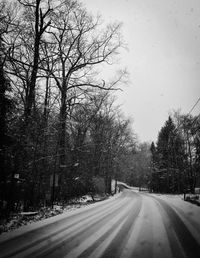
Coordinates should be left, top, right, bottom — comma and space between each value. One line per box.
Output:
150, 141, 157, 167
151, 116, 185, 193
157, 116, 175, 169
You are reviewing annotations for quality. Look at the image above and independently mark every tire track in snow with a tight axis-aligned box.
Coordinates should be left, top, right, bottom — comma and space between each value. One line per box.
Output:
40, 191, 141, 258
0, 195, 122, 250
92, 193, 142, 258
0, 196, 126, 258
63, 201, 136, 258
120, 194, 173, 258
152, 196, 200, 258
165, 203, 200, 246
37, 202, 129, 257
28, 195, 135, 257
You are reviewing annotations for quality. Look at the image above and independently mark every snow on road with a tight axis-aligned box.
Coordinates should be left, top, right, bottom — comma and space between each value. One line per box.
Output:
149, 193, 200, 248
0, 190, 200, 258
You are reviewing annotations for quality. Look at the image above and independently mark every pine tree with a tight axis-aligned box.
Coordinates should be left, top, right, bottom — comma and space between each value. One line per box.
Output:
150, 142, 157, 167
152, 116, 185, 193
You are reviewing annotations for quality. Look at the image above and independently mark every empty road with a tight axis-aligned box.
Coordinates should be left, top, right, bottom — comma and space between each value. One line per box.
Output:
0, 189, 200, 258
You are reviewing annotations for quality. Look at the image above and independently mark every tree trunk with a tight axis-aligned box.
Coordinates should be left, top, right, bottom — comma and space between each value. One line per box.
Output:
59, 88, 67, 166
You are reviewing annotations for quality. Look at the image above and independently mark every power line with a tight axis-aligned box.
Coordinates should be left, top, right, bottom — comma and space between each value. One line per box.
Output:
188, 97, 200, 115
186, 97, 200, 129
172, 102, 200, 136
175, 97, 200, 130
155, 98, 200, 138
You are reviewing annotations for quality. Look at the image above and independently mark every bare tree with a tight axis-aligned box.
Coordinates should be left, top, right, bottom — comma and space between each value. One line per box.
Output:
42, 0, 124, 167
3, 0, 52, 120
0, 0, 130, 212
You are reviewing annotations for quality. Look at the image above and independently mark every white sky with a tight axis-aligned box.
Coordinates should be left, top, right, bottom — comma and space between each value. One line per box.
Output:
81, 0, 200, 143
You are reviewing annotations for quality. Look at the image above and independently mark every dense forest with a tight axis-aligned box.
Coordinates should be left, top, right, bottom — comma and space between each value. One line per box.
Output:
0, 0, 146, 218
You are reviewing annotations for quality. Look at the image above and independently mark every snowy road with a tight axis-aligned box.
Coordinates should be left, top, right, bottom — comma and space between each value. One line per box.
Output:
0, 189, 200, 258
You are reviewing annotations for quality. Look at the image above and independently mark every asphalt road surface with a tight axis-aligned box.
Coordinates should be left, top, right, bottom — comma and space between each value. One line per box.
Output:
0, 189, 200, 258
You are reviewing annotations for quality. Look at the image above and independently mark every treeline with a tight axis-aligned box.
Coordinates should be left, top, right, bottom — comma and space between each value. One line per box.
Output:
0, 0, 137, 217
150, 114, 200, 194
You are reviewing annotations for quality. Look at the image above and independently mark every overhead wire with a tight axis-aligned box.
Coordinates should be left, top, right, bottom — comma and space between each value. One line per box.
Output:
175, 97, 200, 131
188, 97, 200, 115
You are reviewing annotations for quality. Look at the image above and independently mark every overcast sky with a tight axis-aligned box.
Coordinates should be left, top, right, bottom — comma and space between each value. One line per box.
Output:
81, 0, 200, 143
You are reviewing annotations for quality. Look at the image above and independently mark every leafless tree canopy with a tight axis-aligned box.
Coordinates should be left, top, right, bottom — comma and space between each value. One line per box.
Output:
0, 0, 136, 217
